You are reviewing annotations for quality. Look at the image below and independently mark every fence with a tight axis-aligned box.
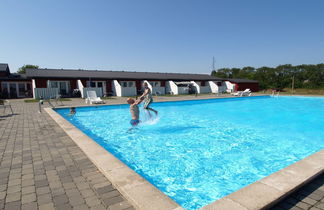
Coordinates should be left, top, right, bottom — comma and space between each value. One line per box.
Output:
34, 88, 59, 99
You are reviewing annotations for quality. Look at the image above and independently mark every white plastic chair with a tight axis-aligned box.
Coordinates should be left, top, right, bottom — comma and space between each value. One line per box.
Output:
86, 91, 104, 104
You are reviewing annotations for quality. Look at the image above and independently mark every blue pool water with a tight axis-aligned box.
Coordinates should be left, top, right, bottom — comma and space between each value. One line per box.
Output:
56, 96, 324, 209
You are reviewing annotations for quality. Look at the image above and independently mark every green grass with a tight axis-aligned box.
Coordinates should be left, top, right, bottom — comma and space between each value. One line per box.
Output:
24, 98, 72, 103
101, 97, 116, 100
259, 88, 324, 95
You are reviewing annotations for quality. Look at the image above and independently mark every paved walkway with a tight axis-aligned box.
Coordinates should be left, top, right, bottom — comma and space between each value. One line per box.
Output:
0, 96, 323, 210
271, 173, 324, 210
0, 100, 134, 210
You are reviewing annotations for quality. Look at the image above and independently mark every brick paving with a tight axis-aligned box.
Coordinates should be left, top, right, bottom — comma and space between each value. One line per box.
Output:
270, 173, 324, 210
0, 97, 323, 210
0, 99, 134, 210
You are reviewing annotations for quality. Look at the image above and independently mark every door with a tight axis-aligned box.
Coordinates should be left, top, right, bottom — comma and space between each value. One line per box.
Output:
9, 83, 17, 98
59, 82, 68, 96
96, 82, 106, 95
18, 83, 26, 97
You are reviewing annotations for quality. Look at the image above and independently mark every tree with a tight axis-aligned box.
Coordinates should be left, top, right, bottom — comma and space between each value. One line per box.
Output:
210, 63, 324, 90
18, 64, 39, 74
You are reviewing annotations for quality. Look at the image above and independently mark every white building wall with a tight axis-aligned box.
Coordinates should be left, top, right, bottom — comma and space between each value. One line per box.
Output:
77, 80, 85, 98
225, 81, 235, 93
166, 81, 178, 95
32, 79, 36, 99
209, 81, 218, 93
113, 80, 122, 97
190, 81, 201, 93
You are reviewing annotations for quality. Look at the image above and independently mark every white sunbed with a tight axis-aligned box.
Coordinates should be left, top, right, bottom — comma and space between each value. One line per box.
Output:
86, 91, 105, 104
231, 89, 251, 97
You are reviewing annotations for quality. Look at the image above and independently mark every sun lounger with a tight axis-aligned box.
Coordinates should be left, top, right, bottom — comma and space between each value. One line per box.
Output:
231, 89, 251, 97
86, 91, 105, 104
0, 99, 14, 114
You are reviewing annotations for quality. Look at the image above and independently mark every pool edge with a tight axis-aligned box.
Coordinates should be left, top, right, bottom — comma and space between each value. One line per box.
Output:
45, 107, 183, 210
201, 150, 323, 210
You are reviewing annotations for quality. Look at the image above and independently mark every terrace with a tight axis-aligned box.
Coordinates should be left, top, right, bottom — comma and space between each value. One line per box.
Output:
0, 94, 323, 210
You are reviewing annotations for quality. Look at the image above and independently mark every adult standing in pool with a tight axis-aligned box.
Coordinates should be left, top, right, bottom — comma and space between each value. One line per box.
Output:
127, 97, 144, 126
140, 82, 158, 116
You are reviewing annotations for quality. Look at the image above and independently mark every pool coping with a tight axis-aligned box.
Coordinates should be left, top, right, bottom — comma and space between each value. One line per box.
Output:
45, 96, 324, 210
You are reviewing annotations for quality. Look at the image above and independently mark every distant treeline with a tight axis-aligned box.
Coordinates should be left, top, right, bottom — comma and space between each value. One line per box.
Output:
211, 64, 324, 90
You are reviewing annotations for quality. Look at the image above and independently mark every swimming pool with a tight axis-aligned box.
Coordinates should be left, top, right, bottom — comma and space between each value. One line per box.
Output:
56, 96, 324, 209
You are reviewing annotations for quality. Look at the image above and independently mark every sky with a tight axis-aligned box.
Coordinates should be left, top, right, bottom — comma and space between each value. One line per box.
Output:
0, 0, 324, 73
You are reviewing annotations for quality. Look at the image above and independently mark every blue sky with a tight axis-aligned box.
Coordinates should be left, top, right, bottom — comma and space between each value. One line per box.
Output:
1, 0, 323, 73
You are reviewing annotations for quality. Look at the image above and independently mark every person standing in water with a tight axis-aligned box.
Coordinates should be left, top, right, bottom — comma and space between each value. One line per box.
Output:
140, 82, 158, 116
127, 97, 144, 126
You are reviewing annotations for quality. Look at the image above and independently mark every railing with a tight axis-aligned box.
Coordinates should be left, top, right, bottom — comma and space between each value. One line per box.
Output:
121, 87, 137, 96
152, 87, 165, 95
34, 88, 59, 99
200, 86, 211, 94
178, 87, 188, 94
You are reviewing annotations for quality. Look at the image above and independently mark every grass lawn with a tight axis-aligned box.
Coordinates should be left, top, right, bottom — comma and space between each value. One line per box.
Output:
259, 88, 324, 95
101, 97, 116, 100
24, 98, 72, 103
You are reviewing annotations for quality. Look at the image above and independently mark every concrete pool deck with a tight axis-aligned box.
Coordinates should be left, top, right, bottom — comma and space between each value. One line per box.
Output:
1, 94, 323, 209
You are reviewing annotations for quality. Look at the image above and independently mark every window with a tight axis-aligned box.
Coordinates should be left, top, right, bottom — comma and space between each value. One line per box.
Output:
48, 81, 70, 95
128, 82, 134, 87
149, 81, 160, 87
120, 81, 134, 87
50, 81, 58, 88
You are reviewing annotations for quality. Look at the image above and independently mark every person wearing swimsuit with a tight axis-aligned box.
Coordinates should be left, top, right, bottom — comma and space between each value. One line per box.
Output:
127, 97, 144, 126
140, 82, 158, 116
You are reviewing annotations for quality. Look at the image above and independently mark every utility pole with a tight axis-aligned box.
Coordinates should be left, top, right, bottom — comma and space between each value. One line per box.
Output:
212, 56, 215, 71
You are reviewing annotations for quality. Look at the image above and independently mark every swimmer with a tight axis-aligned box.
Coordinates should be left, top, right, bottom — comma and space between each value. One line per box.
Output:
69, 107, 76, 115
140, 82, 158, 116
127, 97, 144, 126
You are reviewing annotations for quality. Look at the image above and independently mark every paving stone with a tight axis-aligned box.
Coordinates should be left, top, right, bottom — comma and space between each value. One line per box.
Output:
85, 196, 101, 207
5, 192, 21, 203
100, 190, 121, 199
39, 202, 55, 210
51, 188, 65, 196
7, 185, 21, 194
103, 196, 124, 207
4, 200, 21, 210
0, 191, 6, 200
36, 186, 51, 195
301, 197, 318, 205
72, 204, 90, 210
53, 194, 69, 205
35, 179, 49, 188
80, 189, 96, 198
315, 202, 324, 209
22, 201, 37, 210
90, 205, 106, 210
21, 186, 35, 195
56, 203, 72, 210
108, 201, 132, 210
96, 185, 115, 195
21, 193, 36, 204
38, 193, 53, 205
69, 195, 85, 206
